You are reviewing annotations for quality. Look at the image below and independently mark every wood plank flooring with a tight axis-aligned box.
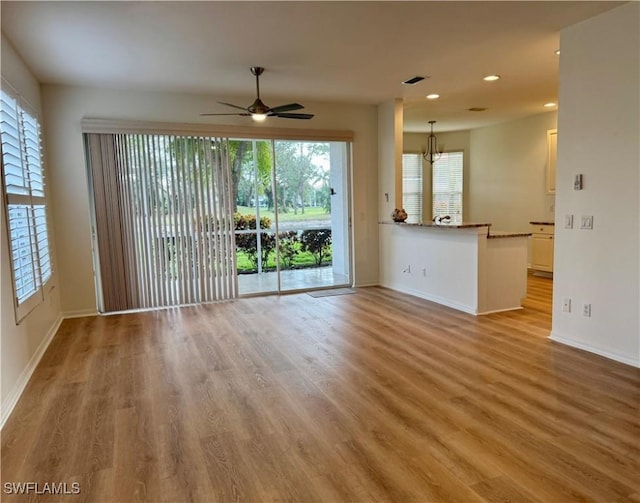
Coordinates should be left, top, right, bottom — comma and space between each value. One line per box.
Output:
2, 280, 639, 502
521, 273, 554, 315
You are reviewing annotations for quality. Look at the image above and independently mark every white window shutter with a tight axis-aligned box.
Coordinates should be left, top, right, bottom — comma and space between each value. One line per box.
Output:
1, 86, 52, 321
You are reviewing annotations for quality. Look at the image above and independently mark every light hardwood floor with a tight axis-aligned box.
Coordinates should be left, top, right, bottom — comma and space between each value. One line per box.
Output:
521, 273, 554, 315
2, 278, 639, 502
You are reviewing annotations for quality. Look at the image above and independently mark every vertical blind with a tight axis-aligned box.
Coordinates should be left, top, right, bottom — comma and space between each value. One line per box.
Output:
0, 87, 52, 320
402, 153, 423, 224
86, 133, 238, 312
432, 151, 463, 224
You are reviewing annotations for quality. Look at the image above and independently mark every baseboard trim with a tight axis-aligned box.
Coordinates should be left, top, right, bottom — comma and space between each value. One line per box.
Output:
353, 281, 380, 288
62, 309, 99, 319
1, 315, 63, 429
477, 306, 524, 315
380, 282, 477, 315
549, 331, 640, 368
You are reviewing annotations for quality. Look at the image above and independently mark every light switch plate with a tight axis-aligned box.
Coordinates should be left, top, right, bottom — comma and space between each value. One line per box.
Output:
565, 214, 574, 229
580, 215, 594, 230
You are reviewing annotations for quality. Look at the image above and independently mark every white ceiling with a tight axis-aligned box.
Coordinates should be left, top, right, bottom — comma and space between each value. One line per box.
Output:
1, 1, 624, 132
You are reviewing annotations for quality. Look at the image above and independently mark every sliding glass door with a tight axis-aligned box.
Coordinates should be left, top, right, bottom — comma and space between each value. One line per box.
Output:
86, 131, 352, 311
234, 139, 351, 295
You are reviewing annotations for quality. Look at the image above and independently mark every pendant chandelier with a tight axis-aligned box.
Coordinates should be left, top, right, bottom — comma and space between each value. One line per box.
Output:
423, 120, 442, 165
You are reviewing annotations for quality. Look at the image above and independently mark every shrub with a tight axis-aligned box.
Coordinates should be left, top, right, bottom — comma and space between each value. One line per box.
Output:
233, 212, 271, 231
278, 231, 299, 269
300, 229, 332, 266
234, 212, 275, 269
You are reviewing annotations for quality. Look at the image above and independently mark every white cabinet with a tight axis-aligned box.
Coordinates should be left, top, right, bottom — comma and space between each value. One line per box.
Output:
531, 223, 554, 272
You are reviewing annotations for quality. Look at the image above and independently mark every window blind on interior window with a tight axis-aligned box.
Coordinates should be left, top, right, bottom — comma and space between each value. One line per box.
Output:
402, 153, 423, 223
432, 151, 463, 223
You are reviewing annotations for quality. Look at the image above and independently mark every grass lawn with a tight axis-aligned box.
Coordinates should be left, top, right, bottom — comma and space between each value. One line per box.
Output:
236, 205, 330, 223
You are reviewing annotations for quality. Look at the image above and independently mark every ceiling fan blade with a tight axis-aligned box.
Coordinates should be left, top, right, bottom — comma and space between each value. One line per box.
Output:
218, 101, 249, 111
200, 112, 251, 116
269, 103, 304, 114
271, 112, 314, 120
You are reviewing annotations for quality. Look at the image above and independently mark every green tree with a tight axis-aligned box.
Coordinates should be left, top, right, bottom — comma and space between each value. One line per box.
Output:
313, 169, 332, 213
230, 140, 273, 212
274, 141, 326, 215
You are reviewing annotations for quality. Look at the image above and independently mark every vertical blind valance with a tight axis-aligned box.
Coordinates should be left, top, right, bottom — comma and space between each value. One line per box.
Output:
85, 132, 238, 312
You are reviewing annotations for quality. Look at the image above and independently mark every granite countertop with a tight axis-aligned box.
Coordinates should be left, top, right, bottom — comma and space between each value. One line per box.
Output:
381, 220, 531, 238
381, 221, 491, 229
487, 231, 532, 239
530, 221, 555, 225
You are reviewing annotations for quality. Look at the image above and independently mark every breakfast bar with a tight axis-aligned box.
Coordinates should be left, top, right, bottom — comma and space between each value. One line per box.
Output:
379, 221, 530, 315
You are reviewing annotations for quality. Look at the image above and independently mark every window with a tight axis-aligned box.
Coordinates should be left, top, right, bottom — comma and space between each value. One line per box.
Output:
432, 151, 463, 224
402, 153, 423, 223
1, 86, 52, 322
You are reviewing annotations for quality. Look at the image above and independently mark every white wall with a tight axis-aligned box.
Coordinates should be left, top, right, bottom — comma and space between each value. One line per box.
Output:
378, 99, 403, 222
468, 112, 557, 232
551, 3, 639, 366
40, 85, 380, 314
379, 224, 482, 313
1, 35, 62, 426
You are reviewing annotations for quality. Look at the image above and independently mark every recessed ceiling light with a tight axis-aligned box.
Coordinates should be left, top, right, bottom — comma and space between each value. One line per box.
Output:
483, 74, 500, 82
544, 102, 557, 108
555, 49, 560, 55
468, 107, 488, 112
426, 94, 440, 100
403, 76, 425, 85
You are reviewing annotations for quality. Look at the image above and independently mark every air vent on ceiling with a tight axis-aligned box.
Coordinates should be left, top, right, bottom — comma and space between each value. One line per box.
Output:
403, 76, 426, 85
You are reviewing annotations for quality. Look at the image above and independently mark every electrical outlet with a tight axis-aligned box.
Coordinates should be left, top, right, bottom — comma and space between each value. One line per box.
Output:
583, 304, 591, 317
422, 268, 427, 277
562, 297, 571, 313
565, 214, 574, 229
580, 215, 593, 230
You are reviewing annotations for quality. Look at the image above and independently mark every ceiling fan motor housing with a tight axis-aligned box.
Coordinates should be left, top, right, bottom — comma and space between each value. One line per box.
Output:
248, 98, 270, 115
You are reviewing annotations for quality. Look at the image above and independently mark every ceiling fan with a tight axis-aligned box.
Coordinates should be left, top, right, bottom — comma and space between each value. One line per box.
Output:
201, 67, 314, 121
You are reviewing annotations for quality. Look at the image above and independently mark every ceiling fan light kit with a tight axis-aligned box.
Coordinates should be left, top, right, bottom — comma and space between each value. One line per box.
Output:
201, 67, 314, 121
